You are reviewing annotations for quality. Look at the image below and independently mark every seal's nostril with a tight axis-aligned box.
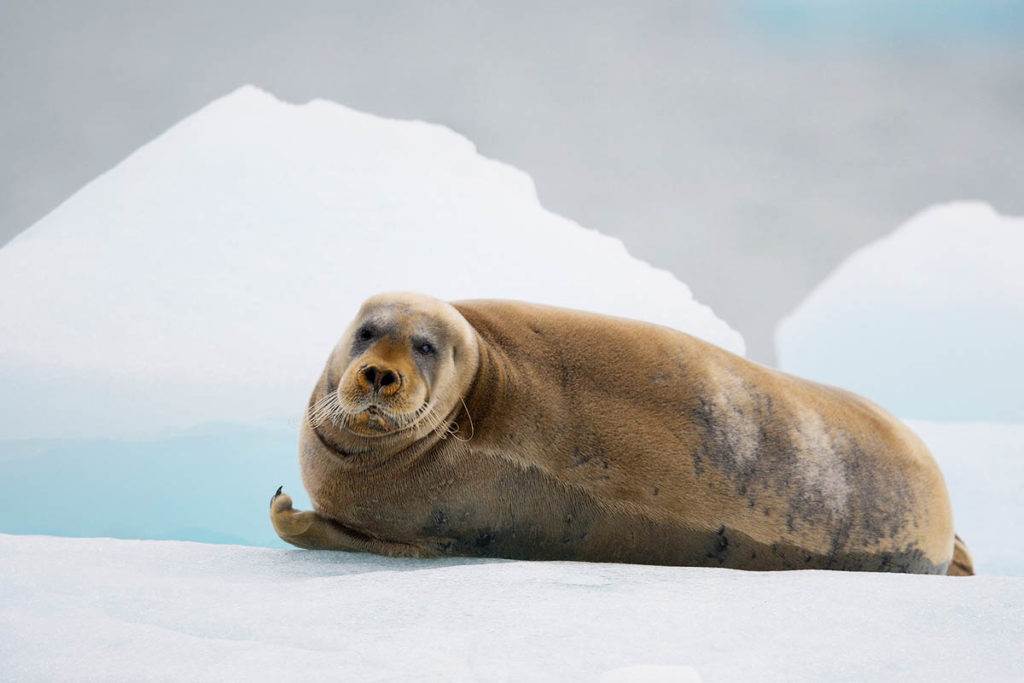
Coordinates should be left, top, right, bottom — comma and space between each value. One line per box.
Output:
362, 365, 398, 391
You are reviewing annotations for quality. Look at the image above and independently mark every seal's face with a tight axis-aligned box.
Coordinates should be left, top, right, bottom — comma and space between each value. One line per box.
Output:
311, 293, 479, 440
337, 310, 437, 435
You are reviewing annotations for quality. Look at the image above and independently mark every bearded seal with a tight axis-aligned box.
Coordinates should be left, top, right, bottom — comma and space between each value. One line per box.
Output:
271, 292, 971, 575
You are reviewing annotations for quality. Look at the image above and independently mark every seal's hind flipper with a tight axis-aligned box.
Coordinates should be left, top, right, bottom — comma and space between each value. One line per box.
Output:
947, 534, 974, 576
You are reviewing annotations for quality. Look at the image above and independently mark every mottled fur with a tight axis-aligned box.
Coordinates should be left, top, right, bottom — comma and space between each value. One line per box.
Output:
271, 293, 969, 574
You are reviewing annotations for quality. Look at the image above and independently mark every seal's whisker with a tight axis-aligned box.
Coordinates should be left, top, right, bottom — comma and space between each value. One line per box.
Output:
427, 408, 446, 439
307, 402, 325, 426
393, 402, 428, 431
311, 393, 336, 415
447, 395, 475, 443
308, 391, 356, 428
429, 407, 450, 440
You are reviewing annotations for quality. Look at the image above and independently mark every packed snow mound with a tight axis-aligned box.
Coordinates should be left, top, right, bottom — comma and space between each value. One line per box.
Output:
0, 86, 743, 439
776, 202, 1024, 422
2, 535, 1022, 682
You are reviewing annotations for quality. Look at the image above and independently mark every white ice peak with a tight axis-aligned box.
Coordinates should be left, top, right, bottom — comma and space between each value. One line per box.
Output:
777, 201, 1024, 422
0, 86, 744, 438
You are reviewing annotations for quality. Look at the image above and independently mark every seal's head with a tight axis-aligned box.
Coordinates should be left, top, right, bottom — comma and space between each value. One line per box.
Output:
310, 292, 479, 441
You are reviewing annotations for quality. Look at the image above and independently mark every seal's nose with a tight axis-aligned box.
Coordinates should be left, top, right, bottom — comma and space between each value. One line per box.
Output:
361, 365, 400, 393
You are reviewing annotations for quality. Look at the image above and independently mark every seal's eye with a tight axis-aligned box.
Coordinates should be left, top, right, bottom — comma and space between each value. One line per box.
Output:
358, 327, 374, 341
416, 342, 435, 356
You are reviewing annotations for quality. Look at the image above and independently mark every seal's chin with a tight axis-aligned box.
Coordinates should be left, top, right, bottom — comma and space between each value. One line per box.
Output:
345, 405, 397, 434
343, 401, 425, 436
350, 413, 389, 433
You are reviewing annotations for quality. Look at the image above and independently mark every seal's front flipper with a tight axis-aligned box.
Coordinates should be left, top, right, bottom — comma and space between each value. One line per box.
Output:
269, 488, 435, 558
269, 489, 316, 541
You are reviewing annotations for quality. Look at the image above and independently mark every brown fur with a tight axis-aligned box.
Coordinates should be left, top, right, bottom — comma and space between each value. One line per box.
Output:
271, 292, 963, 573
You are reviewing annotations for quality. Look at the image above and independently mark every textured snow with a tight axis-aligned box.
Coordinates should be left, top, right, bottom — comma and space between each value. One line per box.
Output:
600, 665, 703, 683
776, 202, 1024, 422
0, 85, 743, 440
1, 534, 1021, 683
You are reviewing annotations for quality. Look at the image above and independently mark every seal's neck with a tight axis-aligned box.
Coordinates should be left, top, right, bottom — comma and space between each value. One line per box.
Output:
460, 333, 511, 432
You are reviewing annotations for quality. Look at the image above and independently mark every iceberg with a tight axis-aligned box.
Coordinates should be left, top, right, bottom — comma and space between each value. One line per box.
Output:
0, 86, 743, 547
0, 86, 743, 441
776, 202, 1024, 423
908, 420, 1024, 577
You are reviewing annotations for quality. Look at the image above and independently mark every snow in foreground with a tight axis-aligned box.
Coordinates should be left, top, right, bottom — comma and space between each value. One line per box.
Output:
1, 534, 1021, 683
777, 202, 1024, 422
0, 85, 742, 440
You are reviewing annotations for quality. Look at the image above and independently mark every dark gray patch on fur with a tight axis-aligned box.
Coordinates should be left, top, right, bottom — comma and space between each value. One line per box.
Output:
705, 525, 731, 565
559, 362, 572, 391
690, 448, 705, 477
568, 446, 611, 480
473, 529, 496, 549
428, 508, 448, 531
687, 375, 916, 567
648, 371, 674, 385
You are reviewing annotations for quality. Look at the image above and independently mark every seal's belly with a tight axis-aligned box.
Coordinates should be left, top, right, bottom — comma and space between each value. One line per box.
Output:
329, 446, 947, 574
405, 496, 946, 573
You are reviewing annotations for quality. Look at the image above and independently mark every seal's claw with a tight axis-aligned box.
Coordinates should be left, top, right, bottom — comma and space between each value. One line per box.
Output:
270, 489, 294, 515
275, 485, 283, 497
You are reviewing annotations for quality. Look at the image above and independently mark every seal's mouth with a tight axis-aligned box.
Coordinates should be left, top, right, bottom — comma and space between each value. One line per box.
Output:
351, 403, 394, 432
342, 398, 432, 437
308, 386, 426, 438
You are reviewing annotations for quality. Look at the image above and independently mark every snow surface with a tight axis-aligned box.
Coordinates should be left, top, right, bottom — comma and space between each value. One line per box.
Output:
2, 420, 1022, 576
2, 534, 1021, 683
776, 202, 1024, 422
0, 85, 742, 440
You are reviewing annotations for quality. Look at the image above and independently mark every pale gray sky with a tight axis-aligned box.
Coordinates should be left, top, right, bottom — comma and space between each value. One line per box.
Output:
2, 1, 1022, 361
